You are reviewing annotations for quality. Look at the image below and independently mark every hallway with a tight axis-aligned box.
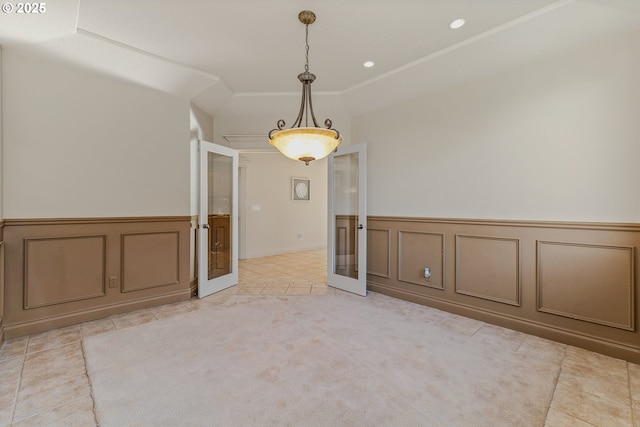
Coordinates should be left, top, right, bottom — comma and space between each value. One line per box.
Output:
237, 249, 331, 296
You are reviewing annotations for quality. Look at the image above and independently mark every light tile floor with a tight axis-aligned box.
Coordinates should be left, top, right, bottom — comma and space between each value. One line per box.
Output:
0, 249, 638, 426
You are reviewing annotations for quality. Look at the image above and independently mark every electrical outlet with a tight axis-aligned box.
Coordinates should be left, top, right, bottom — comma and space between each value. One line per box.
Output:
424, 268, 431, 281
109, 276, 118, 288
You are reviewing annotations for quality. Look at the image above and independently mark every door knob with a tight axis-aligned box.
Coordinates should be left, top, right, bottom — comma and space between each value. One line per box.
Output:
358, 224, 364, 230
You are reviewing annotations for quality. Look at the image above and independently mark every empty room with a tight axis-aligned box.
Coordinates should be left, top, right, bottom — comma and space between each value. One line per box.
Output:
1, 1, 639, 426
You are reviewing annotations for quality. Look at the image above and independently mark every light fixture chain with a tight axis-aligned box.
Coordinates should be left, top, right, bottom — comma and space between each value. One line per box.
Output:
304, 24, 309, 72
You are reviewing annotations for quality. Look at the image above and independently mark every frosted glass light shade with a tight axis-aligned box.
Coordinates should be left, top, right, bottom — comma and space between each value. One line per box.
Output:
269, 127, 342, 165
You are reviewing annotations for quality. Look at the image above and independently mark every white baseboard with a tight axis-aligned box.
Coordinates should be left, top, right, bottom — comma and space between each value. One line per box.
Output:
243, 246, 327, 260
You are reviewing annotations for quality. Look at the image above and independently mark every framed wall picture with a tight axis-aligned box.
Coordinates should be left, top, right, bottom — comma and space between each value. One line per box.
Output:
292, 177, 310, 201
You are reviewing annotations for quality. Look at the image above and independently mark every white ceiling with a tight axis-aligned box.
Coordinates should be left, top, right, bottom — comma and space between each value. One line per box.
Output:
1, 0, 639, 118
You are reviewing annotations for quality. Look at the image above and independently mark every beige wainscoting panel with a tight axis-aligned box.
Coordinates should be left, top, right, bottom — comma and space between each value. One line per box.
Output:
122, 231, 180, 292
367, 228, 390, 278
366, 216, 640, 363
537, 241, 635, 331
455, 234, 520, 306
0, 239, 5, 345
398, 231, 445, 290
24, 235, 106, 309
3, 217, 191, 338
191, 215, 198, 287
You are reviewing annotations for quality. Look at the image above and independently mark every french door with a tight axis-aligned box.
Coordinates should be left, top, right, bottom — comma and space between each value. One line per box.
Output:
198, 140, 239, 298
327, 143, 367, 296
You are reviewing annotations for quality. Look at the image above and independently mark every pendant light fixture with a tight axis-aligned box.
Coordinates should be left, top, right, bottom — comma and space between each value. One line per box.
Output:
268, 10, 342, 166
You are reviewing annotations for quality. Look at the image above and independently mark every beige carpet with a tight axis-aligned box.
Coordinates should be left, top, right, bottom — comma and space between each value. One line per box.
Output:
83, 292, 565, 426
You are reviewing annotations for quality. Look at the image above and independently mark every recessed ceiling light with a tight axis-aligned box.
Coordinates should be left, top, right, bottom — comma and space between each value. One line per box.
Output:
363, 61, 375, 68
449, 18, 466, 29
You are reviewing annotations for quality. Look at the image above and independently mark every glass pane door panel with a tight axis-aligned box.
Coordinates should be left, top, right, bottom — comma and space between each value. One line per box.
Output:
327, 143, 367, 296
207, 151, 233, 279
333, 152, 359, 280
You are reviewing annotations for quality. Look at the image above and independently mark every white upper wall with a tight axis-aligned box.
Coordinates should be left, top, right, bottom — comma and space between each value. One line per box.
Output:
353, 32, 640, 223
190, 103, 214, 142
0, 45, 3, 221
189, 103, 214, 215
2, 49, 191, 218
